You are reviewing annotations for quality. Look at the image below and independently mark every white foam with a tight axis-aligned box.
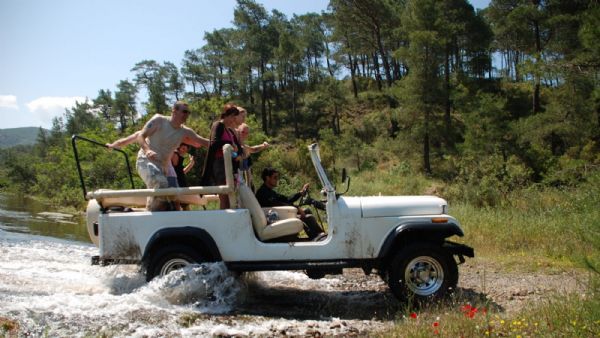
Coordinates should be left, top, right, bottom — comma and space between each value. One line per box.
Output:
0, 229, 391, 336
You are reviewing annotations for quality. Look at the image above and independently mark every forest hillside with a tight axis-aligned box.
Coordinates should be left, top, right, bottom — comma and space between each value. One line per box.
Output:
1, 0, 597, 204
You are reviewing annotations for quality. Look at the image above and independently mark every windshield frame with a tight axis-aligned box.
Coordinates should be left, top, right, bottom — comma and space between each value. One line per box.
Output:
308, 143, 335, 193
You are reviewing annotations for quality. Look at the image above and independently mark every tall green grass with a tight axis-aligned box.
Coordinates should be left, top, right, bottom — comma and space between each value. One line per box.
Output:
453, 172, 600, 270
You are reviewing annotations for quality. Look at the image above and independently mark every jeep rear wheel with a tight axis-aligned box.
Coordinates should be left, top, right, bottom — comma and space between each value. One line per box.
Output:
387, 242, 458, 303
146, 244, 204, 282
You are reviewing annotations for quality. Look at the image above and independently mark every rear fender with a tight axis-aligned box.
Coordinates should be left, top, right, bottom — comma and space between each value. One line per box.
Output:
141, 227, 222, 265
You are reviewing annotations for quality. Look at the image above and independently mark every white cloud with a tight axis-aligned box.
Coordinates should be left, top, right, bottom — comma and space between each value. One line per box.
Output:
0, 95, 18, 109
26, 96, 87, 126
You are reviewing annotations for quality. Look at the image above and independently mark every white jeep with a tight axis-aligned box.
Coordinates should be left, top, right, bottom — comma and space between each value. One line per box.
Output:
80, 140, 474, 302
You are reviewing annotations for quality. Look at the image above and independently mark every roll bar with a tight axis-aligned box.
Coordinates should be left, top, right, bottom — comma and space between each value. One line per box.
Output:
72, 134, 237, 208
71, 134, 136, 200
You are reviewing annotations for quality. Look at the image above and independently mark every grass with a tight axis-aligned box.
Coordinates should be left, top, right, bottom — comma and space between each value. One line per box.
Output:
454, 174, 600, 270
384, 286, 600, 337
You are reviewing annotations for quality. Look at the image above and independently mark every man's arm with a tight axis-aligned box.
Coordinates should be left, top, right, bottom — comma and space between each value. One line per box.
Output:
138, 115, 161, 160
256, 185, 291, 207
182, 129, 209, 148
106, 131, 140, 149
287, 183, 309, 204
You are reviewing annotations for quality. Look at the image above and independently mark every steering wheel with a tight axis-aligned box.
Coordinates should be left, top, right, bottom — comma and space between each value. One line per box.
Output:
297, 188, 311, 207
297, 188, 326, 211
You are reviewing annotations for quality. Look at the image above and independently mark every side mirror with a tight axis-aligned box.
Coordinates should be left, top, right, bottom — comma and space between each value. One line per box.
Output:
341, 168, 347, 184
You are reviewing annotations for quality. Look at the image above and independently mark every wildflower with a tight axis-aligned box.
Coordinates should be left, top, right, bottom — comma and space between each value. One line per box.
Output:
461, 304, 478, 318
410, 312, 417, 319
500, 320, 505, 325
461, 304, 473, 312
433, 329, 439, 335
433, 322, 439, 327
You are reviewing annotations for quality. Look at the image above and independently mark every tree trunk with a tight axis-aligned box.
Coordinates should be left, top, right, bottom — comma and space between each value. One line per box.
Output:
348, 52, 358, 98
444, 44, 452, 149
423, 120, 432, 175
532, 5, 542, 114
292, 65, 299, 139
372, 53, 382, 91
324, 40, 334, 77
260, 61, 268, 135
375, 27, 393, 87
268, 99, 272, 133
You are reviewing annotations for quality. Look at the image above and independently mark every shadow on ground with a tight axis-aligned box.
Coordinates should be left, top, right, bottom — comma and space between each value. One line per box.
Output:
231, 282, 504, 321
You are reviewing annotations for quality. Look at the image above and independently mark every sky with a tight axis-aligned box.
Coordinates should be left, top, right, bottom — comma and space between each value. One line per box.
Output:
0, 0, 490, 129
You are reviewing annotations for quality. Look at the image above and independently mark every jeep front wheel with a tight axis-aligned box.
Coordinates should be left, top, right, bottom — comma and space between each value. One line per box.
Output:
387, 242, 458, 303
145, 244, 204, 282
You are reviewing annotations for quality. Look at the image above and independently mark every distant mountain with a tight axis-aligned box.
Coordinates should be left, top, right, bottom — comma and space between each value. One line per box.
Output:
0, 127, 46, 148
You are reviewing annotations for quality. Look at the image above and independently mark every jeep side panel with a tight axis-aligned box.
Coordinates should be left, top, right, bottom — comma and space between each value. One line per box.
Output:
98, 209, 253, 261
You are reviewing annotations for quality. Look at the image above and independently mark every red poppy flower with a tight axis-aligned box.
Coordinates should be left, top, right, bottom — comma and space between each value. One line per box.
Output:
410, 312, 418, 319
461, 304, 473, 312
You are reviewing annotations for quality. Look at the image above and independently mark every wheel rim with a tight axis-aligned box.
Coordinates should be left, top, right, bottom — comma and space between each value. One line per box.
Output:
160, 258, 190, 276
404, 256, 444, 296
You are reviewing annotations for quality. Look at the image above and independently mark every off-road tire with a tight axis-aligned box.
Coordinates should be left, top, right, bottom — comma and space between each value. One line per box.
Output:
145, 244, 204, 282
387, 242, 458, 304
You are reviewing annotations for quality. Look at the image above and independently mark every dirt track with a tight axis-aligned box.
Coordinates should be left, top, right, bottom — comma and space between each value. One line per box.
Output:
216, 259, 588, 336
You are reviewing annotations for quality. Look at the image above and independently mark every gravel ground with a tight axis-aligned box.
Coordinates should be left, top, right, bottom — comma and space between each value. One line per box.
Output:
215, 258, 589, 336
457, 258, 589, 313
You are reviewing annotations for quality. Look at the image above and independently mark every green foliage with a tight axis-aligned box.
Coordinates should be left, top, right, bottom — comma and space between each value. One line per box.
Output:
1, 0, 598, 214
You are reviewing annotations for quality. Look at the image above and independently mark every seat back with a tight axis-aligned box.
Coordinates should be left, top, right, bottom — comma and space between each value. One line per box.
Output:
238, 184, 267, 235
239, 185, 304, 241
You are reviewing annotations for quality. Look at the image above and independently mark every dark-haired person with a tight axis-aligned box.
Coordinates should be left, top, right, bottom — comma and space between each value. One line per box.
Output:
201, 103, 243, 209
136, 101, 209, 210
171, 143, 195, 188
255, 167, 326, 240
171, 143, 195, 210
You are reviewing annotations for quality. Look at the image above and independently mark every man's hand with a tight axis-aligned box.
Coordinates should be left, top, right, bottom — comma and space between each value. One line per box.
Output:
145, 150, 158, 160
300, 183, 310, 196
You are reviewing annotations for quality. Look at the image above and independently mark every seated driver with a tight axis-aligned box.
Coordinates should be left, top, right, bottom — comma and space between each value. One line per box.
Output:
255, 167, 326, 240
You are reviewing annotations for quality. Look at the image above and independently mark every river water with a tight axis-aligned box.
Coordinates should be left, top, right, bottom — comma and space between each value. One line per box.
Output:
0, 194, 398, 337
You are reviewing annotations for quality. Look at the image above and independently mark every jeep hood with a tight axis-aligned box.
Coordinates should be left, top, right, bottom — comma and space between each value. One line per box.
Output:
360, 196, 447, 218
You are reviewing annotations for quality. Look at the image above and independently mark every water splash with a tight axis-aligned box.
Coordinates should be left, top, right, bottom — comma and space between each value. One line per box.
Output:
0, 229, 392, 336
144, 263, 244, 312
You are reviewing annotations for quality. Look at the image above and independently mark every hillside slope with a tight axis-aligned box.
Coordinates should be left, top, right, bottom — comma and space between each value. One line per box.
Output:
0, 127, 45, 148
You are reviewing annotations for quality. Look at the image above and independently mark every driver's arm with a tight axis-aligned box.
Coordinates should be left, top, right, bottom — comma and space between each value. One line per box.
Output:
287, 183, 309, 204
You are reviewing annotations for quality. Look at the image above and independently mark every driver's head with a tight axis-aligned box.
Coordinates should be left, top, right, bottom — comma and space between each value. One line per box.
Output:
261, 167, 280, 189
